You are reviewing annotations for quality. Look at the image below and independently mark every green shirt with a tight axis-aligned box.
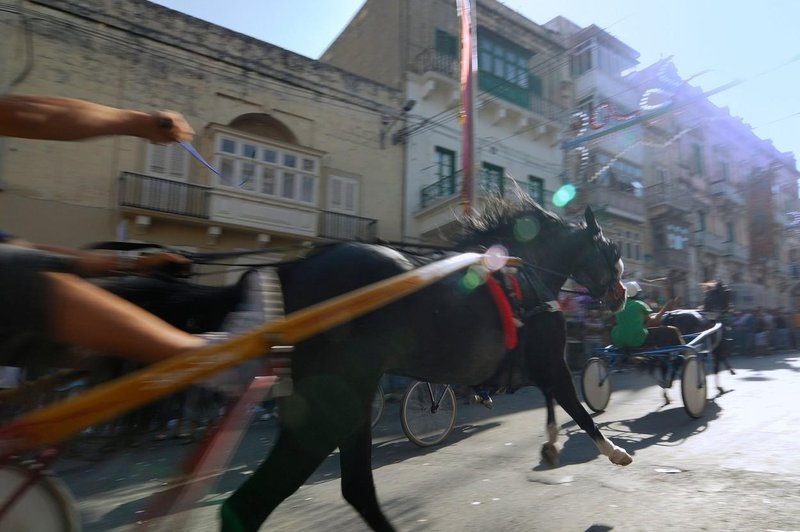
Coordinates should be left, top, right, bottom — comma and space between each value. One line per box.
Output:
611, 299, 652, 347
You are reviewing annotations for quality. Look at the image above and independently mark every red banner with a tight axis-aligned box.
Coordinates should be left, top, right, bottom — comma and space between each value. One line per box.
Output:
458, 0, 475, 213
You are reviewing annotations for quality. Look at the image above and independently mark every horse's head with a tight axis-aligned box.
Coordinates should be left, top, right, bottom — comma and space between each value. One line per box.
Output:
569, 206, 626, 312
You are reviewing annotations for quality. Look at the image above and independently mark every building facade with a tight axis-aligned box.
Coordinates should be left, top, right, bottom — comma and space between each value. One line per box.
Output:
323, 0, 570, 243
0, 0, 404, 269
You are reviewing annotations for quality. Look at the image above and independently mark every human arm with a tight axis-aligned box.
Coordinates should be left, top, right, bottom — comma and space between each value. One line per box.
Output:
0, 95, 194, 143
646, 298, 678, 326
5, 239, 190, 277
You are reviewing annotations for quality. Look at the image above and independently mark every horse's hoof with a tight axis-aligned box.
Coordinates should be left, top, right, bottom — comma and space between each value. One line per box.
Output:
540, 443, 559, 467
608, 447, 632, 466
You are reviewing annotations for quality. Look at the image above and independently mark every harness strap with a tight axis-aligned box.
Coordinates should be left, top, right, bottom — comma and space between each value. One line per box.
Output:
485, 275, 518, 350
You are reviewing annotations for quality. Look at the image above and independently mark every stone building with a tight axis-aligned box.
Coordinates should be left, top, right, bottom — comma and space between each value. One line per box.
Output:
0, 0, 404, 272
322, 0, 570, 242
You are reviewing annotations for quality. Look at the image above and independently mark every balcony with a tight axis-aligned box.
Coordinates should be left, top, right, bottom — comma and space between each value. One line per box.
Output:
651, 247, 691, 270
645, 181, 694, 217
767, 258, 790, 276
414, 49, 458, 79
119, 173, 377, 241
413, 49, 564, 122
421, 172, 462, 210
725, 241, 748, 262
119, 172, 210, 219
710, 180, 745, 207
694, 231, 729, 255
581, 183, 646, 222
319, 211, 378, 241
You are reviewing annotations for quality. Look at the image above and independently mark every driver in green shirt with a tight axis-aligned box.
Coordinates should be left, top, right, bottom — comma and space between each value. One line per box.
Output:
612, 281, 682, 348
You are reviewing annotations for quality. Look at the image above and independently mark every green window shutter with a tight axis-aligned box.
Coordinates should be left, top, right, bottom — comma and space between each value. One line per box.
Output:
435, 29, 458, 58
529, 74, 542, 97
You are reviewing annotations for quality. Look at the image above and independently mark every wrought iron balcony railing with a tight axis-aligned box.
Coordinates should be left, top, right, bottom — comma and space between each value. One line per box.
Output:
119, 172, 210, 219
319, 210, 378, 241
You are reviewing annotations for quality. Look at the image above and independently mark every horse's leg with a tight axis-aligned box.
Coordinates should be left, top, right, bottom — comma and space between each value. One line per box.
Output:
546, 361, 632, 466
339, 419, 395, 531
221, 428, 334, 532
539, 392, 560, 466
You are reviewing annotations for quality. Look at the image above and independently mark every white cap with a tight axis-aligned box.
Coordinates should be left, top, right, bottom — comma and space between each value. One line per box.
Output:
624, 281, 641, 298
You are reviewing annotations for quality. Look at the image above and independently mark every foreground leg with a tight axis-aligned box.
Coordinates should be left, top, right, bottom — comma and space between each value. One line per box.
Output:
222, 428, 334, 532
546, 362, 631, 466
539, 393, 559, 466
339, 419, 395, 531
46, 273, 204, 363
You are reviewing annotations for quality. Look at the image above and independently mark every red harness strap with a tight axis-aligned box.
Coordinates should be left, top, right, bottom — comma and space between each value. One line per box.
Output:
485, 275, 518, 350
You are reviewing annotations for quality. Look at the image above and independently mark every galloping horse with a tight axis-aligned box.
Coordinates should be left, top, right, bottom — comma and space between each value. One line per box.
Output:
662, 308, 733, 394
222, 199, 630, 532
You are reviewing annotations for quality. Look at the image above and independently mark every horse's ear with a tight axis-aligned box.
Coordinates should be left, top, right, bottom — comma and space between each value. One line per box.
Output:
585, 205, 601, 235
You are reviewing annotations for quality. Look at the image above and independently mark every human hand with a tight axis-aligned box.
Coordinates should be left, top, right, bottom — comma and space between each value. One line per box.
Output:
149, 110, 195, 144
135, 252, 192, 276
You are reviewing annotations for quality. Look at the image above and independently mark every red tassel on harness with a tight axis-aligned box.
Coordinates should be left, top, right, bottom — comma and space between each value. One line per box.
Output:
507, 274, 522, 301
485, 275, 518, 349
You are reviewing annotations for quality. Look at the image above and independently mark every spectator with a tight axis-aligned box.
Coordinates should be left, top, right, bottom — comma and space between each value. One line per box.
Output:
772, 310, 791, 351
583, 308, 607, 357
753, 308, 770, 356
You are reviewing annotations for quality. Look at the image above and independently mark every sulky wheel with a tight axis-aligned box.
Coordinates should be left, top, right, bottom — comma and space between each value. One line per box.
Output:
581, 357, 612, 413
370, 384, 385, 429
681, 354, 707, 418
0, 464, 81, 531
400, 381, 456, 447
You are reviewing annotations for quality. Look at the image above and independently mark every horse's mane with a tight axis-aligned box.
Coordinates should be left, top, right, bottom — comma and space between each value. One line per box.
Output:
456, 194, 567, 246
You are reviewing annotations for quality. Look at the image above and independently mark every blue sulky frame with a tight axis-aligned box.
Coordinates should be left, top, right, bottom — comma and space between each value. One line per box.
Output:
580, 322, 723, 418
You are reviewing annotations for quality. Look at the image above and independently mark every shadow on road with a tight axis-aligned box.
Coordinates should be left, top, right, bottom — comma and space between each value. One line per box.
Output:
543, 399, 723, 469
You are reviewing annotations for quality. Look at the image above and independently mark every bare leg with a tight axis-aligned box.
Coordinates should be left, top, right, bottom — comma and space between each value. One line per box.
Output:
46, 273, 205, 363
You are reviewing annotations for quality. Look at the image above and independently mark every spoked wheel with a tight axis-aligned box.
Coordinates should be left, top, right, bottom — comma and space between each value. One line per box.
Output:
681, 354, 707, 418
0, 464, 81, 531
400, 381, 456, 447
581, 357, 612, 413
370, 384, 385, 428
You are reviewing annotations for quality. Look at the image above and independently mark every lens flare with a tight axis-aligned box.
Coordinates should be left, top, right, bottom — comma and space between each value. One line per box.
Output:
553, 184, 576, 207
484, 244, 508, 271
461, 266, 485, 292
513, 216, 540, 242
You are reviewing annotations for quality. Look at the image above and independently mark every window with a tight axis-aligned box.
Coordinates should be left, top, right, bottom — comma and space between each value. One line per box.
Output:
666, 225, 688, 250
527, 175, 544, 204
328, 175, 359, 215
146, 143, 189, 180
571, 40, 594, 77
697, 211, 706, 232
577, 96, 593, 117
691, 143, 704, 176
435, 146, 456, 194
435, 29, 458, 58
481, 162, 505, 196
719, 161, 729, 182
212, 133, 319, 204
477, 31, 532, 108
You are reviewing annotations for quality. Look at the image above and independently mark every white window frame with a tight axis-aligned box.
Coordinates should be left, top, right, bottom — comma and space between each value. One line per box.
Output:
145, 143, 189, 181
328, 175, 359, 215
212, 131, 320, 205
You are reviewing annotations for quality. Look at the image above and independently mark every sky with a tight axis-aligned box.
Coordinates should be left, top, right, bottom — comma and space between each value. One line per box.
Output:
149, 0, 800, 162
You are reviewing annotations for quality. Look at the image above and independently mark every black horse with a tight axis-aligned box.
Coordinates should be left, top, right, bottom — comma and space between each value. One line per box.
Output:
662, 308, 734, 394
221, 200, 630, 532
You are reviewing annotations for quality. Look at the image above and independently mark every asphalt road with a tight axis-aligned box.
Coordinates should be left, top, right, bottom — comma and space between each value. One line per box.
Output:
57, 351, 800, 532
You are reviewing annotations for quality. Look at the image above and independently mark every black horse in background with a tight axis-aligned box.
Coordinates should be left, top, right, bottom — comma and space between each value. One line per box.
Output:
662, 308, 734, 395
221, 199, 629, 532
661, 280, 735, 395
